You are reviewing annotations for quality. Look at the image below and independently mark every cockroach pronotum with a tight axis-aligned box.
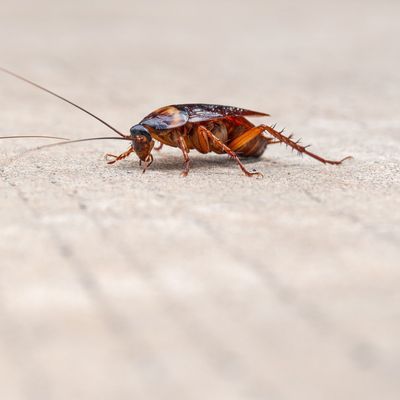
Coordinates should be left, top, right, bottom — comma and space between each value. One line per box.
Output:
0, 66, 351, 177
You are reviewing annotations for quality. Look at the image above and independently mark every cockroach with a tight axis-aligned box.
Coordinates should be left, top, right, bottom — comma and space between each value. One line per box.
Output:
0, 66, 351, 177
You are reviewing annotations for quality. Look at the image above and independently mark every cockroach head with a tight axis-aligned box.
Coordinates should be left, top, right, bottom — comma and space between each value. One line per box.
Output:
130, 124, 152, 142
130, 124, 154, 162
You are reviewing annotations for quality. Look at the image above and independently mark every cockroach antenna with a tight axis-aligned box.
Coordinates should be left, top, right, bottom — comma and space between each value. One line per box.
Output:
0, 135, 68, 140
27, 136, 131, 152
0, 66, 129, 139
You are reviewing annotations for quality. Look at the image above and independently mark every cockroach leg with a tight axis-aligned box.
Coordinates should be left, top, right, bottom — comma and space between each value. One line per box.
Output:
199, 125, 263, 178
154, 142, 164, 151
142, 154, 154, 173
263, 125, 352, 165
195, 127, 211, 153
105, 146, 134, 164
177, 136, 191, 177
228, 125, 268, 152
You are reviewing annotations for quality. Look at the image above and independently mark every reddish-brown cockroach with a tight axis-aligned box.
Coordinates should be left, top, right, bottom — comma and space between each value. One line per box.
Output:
0, 66, 351, 177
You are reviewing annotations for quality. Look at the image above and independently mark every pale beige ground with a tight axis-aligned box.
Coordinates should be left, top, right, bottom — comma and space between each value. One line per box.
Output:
0, 1, 399, 399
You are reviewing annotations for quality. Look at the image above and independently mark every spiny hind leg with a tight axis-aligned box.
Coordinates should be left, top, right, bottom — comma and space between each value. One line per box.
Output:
199, 125, 263, 177
228, 125, 270, 152
263, 124, 352, 165
229, 124, 351, 164
176, 136, 191, 177
105, 146, 134, 164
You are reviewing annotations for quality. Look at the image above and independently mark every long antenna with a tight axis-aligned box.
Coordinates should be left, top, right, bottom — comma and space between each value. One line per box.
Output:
0, 135, 68, 140
25, 136, 131, 152
6, 136, 131, 164
0, 66, 128, 138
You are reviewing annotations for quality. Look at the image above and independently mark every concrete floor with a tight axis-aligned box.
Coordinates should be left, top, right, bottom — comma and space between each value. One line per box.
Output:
0, 0, 399, 399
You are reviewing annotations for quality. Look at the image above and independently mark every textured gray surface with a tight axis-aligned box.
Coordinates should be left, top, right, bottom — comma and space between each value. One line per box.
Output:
1, 0, 400, 399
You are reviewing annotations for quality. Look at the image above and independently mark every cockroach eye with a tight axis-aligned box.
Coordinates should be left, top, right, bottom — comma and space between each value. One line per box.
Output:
130, 124, 152, 142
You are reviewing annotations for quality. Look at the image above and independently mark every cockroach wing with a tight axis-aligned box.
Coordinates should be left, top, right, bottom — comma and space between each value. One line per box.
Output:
141, 104, 269, 131
141, 106, 189, 130
176, 104, 269, 123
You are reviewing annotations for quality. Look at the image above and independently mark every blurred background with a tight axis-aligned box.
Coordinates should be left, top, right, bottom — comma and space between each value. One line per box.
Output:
0, 0, 399, 399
